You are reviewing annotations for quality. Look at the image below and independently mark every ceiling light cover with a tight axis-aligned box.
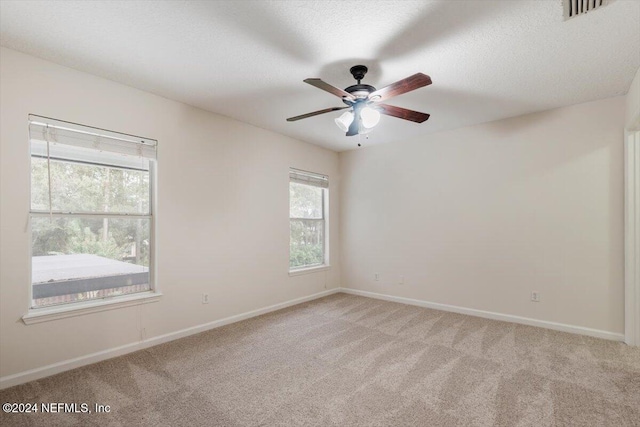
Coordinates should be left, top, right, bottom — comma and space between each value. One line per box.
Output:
361, 107, 381, 129
334, 111, 354, 132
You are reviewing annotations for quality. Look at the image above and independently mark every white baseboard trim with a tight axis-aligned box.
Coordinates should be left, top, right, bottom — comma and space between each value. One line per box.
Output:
0, 288, 340, 390
340, 288, 625, 342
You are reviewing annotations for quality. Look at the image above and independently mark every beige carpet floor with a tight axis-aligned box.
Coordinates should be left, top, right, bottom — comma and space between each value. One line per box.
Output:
1, 293, 639, 426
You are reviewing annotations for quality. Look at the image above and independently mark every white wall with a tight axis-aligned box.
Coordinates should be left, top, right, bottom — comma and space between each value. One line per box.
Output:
340, 96, 625, 334
628, 66, 640, 130
0, 47, 340, 379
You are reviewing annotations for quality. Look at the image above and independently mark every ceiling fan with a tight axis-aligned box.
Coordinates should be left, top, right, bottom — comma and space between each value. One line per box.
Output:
286, 65, 432, 137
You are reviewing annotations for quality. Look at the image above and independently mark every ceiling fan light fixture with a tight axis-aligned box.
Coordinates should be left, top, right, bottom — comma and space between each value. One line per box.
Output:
287, 65, 432, 138
361, 106, 381, 129
334, 110, 354, 132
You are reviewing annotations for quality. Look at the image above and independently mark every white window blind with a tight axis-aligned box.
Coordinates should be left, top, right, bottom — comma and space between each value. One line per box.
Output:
29, 115, 157, 170
289, 168, 329, 189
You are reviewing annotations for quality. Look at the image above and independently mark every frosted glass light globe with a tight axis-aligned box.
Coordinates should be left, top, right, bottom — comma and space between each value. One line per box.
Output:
361, 107, 381, 128
334, 111, 354, 132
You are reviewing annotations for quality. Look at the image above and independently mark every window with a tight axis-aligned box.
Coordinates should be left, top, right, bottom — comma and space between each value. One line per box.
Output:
28, 115, 157, 309
289, 169, 328, 271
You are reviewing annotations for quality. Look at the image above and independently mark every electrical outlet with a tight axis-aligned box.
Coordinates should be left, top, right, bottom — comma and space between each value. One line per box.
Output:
202, 293, 209, 304
374, 273, 380, 281
531, 291, 540, 302
399, 275, 405, 285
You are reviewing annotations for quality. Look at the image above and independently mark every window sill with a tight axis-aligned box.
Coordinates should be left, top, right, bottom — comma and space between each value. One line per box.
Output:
289, 265, 331, 277
22, 291, 162, 325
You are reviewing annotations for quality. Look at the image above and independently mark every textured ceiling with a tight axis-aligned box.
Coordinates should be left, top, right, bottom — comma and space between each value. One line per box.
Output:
1, 0, 639, 152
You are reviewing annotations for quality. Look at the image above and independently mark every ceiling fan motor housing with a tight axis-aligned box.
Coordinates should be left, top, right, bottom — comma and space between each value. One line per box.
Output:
345, 65, 376, 102
344, 84, 376, 102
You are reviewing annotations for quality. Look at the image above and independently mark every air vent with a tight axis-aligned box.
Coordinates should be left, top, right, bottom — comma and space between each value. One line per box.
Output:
564, 0, 612, 20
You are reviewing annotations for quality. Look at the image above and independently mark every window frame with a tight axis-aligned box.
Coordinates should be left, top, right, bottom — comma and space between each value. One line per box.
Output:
288, 169, 330, 274
23, 116, 161, 324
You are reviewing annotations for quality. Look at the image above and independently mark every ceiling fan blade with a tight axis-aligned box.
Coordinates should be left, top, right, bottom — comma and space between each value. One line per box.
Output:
368, 73, 432, 103
286, 106, 349, 122
304, 78, 356, 100
376, 104, 430, 123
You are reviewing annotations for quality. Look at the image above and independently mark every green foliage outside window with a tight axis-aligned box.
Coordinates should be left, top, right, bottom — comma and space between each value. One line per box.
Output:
31, 158, 150, 267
